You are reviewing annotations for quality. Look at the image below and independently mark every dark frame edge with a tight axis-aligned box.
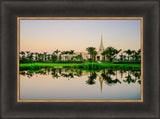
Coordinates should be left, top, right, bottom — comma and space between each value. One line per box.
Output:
0, 0, 160, 119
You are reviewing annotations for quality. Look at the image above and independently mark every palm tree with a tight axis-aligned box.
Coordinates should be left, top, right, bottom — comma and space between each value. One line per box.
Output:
75, 54, 83, 61
69, 50, 75, 61
113, 48, 121, 61
26, 51, 30, 61
119, 53, 124, 61
136, 49, 141, 62
54, 49, 60, 55
93, 51, 97, 61
124, 49, 132, 61
20, 51, 25, 62
54, 49, 60, 61
103, 47, 121, 62
35, 52, 39, 62
86, 47, 97, 62
101, 50, 107, 61
69, 50, 75, 55
43, 52, 47, 62
59, 54, 62, 61
51, 53, 57, 62
28, 52, 34, 62
38, 53, 44, 62
47, 54, 51, 62
131, 50, 136, 61
123, 55, 127, 61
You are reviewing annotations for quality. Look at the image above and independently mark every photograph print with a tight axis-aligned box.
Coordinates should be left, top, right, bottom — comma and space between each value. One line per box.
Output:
18, 17, 143, 102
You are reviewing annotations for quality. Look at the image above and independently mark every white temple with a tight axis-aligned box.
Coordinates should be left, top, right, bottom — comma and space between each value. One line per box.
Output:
61, 35, 105, 61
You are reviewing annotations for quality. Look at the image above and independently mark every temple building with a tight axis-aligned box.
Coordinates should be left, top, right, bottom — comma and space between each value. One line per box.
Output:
61, 35, 105, 61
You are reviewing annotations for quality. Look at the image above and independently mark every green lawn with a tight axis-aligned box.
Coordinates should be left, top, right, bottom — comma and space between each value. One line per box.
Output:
20, 62, 141, 70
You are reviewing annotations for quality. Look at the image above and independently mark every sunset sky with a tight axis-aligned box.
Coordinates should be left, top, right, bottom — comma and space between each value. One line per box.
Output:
20, 19, 141, 53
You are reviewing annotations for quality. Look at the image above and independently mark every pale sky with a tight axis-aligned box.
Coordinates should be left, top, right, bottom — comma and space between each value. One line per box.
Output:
20, 19, 141, 53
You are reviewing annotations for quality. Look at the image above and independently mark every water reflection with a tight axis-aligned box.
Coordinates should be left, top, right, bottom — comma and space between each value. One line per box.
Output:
20, 68, 141, 92
20, 68, 141, 100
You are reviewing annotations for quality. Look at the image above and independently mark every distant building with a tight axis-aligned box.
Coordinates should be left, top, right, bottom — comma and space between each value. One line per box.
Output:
61, 35, 105, 61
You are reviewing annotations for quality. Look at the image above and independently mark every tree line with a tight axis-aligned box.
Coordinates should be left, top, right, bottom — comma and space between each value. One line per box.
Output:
20, 49, 82, 63
20, 46, 141, 63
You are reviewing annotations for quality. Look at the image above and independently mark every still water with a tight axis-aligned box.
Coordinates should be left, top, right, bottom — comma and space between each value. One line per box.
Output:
20, 68, 141, 100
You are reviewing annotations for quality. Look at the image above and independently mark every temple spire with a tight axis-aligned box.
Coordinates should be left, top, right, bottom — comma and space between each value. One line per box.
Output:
99, 34, 104, 51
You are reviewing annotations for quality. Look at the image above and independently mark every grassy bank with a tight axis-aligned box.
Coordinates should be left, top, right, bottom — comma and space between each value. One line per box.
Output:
20, 62, 141, 71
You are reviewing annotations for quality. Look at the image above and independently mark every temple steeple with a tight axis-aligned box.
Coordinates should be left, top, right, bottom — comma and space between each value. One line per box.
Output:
99, 35, 104, 52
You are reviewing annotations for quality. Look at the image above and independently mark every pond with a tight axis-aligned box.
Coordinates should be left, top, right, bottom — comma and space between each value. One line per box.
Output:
20, 68, 141, 100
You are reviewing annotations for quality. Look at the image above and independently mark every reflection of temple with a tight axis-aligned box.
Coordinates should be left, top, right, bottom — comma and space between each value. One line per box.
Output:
20, 68, 141, 93
97, 73, 103, 93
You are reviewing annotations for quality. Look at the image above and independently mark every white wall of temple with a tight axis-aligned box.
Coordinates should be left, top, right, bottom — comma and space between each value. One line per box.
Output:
61, 52, 106, 61
61, 52, 90, 61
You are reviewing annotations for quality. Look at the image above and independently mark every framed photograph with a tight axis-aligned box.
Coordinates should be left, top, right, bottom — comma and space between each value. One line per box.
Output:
17, 17, 143, 102
1, 0, 159, 119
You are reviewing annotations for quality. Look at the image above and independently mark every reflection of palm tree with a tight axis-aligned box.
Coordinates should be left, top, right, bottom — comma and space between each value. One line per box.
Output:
74, 70, 82, 77
61, 73, 74, 79
131, 70, 141, 84
131, 71, 141, 80
137, 80, 141, 84
101, 73, 121, 85
51, 69, 59, 79
120, 69, 125, 78
20, 71, 26, 76
86, 72, 97, 85
114, 70, 121, 84
26, 71, 33, 78
58, 69, 62, 74
101, 70, 121, 85
123, 71, 136, 84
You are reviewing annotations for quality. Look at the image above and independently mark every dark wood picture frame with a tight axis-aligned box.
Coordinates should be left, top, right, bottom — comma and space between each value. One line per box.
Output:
0, 0, 159, 118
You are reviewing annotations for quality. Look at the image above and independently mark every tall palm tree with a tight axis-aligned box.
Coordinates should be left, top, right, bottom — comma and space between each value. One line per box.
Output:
86, 47, 97, 62
119, 53, 124, 61
136, 49, 141, 62
51, 53, 57, 62
35, 52, 39, 62
103, 47, 121, 62
26, 51, 30, 61
43, 52, 47, 62
28, 52, 34, 62
47, 54, 51, 62
69, 50, 75, 61
101, 50, 107, 61
54, 49, 60, 61
20, 51, 25, 62
131, 50, 136, 61
54, 49, 60, 55
69, 50, 75, 55
38, 53, 44, 62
